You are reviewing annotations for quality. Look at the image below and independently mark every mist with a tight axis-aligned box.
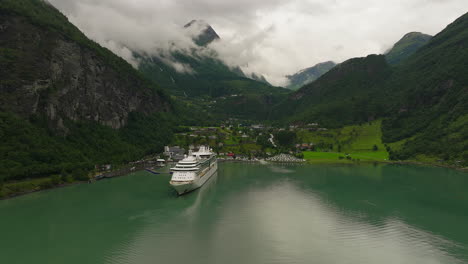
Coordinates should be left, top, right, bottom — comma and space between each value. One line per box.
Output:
47, 0, 468, 86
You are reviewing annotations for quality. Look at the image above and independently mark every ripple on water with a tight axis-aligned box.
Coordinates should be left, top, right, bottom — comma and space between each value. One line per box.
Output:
1, 164, 467, 264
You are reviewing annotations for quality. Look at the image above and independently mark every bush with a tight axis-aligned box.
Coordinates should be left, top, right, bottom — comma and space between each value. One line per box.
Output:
51, 175, 61, 185
39, 179, 54, 189
63, 175, 74, 183
72, 169, 89, 181
295, 153, 304, 159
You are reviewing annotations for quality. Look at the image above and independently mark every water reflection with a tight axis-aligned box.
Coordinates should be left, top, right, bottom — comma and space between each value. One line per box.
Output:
183, 172, 219, 216
240, 181, 463, 264
103, 164, 468, 264
0, 164, 467, 264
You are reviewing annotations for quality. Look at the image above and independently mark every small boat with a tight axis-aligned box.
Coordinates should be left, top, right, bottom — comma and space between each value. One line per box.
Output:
156, 159, 166, 167
145, 168, 160, 175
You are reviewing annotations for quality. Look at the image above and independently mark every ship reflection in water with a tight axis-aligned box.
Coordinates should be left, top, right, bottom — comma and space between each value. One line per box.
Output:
1, 164, 467, 264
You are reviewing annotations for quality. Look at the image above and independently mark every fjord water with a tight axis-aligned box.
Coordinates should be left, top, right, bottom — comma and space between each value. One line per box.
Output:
1, 164, 467, 264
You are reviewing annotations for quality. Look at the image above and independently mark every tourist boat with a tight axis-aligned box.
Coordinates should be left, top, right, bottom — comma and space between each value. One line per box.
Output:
156, 159, 166, 167
169, 146, 218, 195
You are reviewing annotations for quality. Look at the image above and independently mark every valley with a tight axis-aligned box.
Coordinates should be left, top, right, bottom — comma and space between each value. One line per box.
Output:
0, 0, 467, 199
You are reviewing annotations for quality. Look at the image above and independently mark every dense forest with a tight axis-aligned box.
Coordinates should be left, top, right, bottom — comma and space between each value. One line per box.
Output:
0, 0, 467, 189
0, 0, 178, 184
0, 112, 175, 181
381, 12, 468, 162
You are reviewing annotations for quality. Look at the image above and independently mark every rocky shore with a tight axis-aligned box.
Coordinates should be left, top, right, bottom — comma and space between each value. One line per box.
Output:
266, 154, 306, 163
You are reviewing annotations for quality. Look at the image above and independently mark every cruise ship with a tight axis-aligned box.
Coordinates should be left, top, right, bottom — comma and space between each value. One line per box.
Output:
169, 146, 218, 195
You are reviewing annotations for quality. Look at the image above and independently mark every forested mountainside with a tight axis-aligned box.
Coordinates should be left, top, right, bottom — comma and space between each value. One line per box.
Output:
274, 12, 468, 164
0, 0, 466, 186
274, 54, 392, 127
385, 32, 432, 65
286, 61, 337, 90
136, 21, 288, 120
0, 0, 176, 181
381, 12, 468, 162
137, 52, 288, 120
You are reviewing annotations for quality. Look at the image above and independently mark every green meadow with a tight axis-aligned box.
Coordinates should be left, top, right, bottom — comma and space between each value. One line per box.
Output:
299, 121, 390, 163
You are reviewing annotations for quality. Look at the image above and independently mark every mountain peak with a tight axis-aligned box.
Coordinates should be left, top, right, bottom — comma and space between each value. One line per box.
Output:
286, 61, 337, 90
184, 19, 220, 46
385, 32, 432, 65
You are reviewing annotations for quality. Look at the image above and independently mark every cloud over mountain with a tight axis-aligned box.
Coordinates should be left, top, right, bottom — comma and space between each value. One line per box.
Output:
47, 0, 468, 86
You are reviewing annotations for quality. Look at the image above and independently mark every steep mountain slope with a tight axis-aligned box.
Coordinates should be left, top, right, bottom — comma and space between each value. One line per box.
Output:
0, 0, 175, 181
286, 61, 336, 90
136, 21, 288, 120
275, 55, 392, 127
274, 12, 468, 164
385, 32, 432, 65
382, 13, 468, 163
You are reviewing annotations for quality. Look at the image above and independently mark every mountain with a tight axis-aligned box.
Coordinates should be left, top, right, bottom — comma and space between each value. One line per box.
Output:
381, 13, 468, 163
385, 32, 432, 65
136, 21, 288, 120
0, 0, 176, 181
286, 61, 336, 90
184, 20, 220, 46
251, 73, 271, 85
274, 55, 391, 127
274, 12, 468, 164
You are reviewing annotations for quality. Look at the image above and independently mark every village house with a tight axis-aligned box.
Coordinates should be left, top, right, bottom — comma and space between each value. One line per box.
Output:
95, 164, 112, 172
251, 124, 264, 129
164, 146, 186, 161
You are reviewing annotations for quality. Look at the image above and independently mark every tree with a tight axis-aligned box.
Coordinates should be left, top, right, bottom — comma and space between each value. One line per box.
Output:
256, 134, 273, 150
373, 144, 379, 151
275, 131, 296, 148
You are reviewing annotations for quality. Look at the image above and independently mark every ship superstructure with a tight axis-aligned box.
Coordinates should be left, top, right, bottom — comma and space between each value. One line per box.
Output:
169, 146, 217, 195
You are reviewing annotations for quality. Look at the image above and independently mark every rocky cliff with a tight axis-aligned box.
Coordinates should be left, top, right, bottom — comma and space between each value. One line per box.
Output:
0, 9, 171, 130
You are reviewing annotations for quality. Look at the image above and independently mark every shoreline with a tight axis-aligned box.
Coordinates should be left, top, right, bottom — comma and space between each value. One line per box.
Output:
1, 159, 466, 201
220, 158, 468, 172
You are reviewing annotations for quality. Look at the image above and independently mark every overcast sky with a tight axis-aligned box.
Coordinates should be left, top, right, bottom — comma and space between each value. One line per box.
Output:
47, 0, 468, 86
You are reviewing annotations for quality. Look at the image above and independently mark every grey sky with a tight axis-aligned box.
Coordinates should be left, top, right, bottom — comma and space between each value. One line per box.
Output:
47, 0, 468, 86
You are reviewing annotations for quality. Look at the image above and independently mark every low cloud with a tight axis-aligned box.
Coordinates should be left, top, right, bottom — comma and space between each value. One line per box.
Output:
48, 0, 468, 86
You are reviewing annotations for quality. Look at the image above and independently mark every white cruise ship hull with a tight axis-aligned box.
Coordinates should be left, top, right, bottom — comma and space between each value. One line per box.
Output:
171, 161, 217, 195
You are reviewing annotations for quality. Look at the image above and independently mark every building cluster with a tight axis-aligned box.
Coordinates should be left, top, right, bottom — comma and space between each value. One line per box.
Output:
169, 122, 330, 160
178, 127, 223, 140
295, 143, 315, 151
163, 146, 186, 161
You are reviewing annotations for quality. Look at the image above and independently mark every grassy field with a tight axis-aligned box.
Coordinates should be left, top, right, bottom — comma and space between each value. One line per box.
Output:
303, 151, 389, 163
303, 152, 353, 164
301, 121, 390, 163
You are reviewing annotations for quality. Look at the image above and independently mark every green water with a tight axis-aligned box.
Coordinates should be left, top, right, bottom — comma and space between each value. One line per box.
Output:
1, 163, 467, 264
